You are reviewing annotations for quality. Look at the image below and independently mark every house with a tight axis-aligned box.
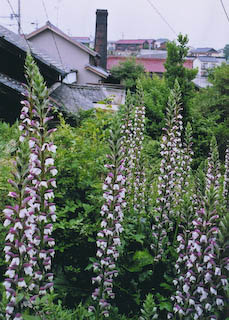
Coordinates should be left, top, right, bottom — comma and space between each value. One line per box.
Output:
50, 83, 126, 114
0, 19, 124, 123
107, 40, 116, 55
217, 48, 226, 57
192, 76, 212, 89
26, 21, 109, 85
193, 56, 226, 77
154, 38, 169, 50
190, 47, 219, 57
137, 50, 168, 59
107, 55, 194, 77
114, 39, 156, 53
0, 23, 71, 123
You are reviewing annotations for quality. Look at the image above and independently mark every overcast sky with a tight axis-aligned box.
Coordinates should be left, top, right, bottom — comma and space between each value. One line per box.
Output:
1, 0, 229, 49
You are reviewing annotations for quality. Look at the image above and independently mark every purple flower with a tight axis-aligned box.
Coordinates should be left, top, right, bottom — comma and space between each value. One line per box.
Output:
4, 53, 57, 317
91, 121, 126, 317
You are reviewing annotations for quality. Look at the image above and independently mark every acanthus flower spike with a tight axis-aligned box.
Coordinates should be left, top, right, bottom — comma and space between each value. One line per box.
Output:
4, 53, 57, 319
172, 136, 227, 319
90, 118, 126, 318
152, 80, 184, 261
23, 53, 57, 299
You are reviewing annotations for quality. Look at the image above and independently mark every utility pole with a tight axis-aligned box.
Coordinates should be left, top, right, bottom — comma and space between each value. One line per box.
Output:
1, 0, 21, 34
18, 0, 21, 34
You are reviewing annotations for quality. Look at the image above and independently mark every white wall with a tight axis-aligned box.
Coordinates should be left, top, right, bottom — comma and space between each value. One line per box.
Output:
193, 57, 226, 77
30, 30, 101, 85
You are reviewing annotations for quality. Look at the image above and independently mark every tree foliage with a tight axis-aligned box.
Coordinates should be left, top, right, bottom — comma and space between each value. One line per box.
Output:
164, 34, 198, 122
191, 63, 229, 160
223, 44, 229, 60
139, 74, 169, 140
110, 57, 145, 91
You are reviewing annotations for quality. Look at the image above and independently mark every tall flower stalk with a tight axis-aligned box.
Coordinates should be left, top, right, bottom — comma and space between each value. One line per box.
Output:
120, 89, 134, 208
152, 80, 183, 261
223, 145, 229, 209
4, 53, 57, 319
218, 145, 229, 317
170, 123, 196, 319
172, 137, 227, 319
22, 52, 57, 301
121, 84, 146, 216
4, 141, 31, 320
131, 81, 146, 215
90, 119, 126, 318
172, 122, 194, 257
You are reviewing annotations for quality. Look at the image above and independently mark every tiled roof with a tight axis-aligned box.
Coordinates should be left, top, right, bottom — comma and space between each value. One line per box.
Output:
0, 24, 70, 76
116, 39, 155, 45
26, 21, 98, 57
192, 76, 212, 88
50, 84, 107, 113
155, 38, 169, 43
85, 64, 109, 78
0, 72, 26, 94
197, 56, 222, 62
191, 47, 218, 54
71, 36, 92, 43
138, 52, 168, 59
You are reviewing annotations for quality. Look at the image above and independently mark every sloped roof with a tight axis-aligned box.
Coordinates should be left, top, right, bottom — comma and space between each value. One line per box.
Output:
71, 36, 92, 43
198, 56, 219, 62
192, 76, 212, 89
116, 39, 155, 45
0, 24, 70, 76
50, 83, 107, 113
191, 47, 218, 54
26, 21, 98, 58
155, 38, 169, 43
85, 64, 109, 78
0, 72, 26, 94
138, 52, 168, 59
195, 56, 226, 65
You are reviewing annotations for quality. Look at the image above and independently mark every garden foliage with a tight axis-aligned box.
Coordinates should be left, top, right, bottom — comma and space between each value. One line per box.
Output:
0, 44, 228, 320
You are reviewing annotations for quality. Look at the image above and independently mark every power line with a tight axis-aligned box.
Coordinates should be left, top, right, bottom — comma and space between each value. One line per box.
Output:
219, 0, 229, 25
145, 0, 177, 37
41, 0, 80, 112
5, 0, 21, 34
5, 0, 32, 50
6, 0, 75, 107
41, 0, 65, 69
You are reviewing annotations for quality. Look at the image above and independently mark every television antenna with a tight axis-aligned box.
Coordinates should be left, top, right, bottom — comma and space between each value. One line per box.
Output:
3, 0, 21, 34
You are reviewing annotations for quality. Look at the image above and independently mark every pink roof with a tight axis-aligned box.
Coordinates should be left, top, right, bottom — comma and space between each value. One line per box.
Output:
116, 39, 155, 45
107, 56, 193, 74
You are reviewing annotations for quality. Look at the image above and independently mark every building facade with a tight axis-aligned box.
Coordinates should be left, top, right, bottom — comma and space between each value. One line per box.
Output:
26, 22, 108, 85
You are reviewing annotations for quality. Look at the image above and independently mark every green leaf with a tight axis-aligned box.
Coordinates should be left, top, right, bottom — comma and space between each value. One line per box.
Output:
22, 315, 41, 320
160, 282, 173, 290
127, 250, 154, 272
15, 293, 24, 304
159, 301, 172, 312
132, 233, 145, 244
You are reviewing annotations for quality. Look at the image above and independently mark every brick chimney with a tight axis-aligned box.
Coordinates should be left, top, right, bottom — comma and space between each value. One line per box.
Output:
94, 9, 108, 70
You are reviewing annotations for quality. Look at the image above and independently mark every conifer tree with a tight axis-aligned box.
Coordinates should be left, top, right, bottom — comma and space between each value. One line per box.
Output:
164, 34, 197, 123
